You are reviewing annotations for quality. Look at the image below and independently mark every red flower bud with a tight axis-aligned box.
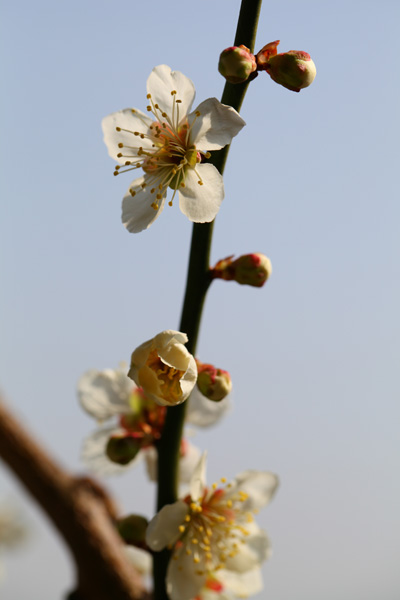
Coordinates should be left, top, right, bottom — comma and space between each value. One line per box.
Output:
196, 360, 232, 402
211, 253, 272, 288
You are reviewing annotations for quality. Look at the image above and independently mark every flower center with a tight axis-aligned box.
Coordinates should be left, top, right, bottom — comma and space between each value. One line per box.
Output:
112, 90, 210, 209
146, 349, 186, 405
172, 480, 253, 576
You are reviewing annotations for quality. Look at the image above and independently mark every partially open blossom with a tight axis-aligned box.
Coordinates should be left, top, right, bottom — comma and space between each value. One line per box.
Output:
211, 253, 272, 288
196, 360, 232, 402
256, 40, 316, 92
128, 330, 197, 407
218, 46, 257, 84
102, 65, 245, 232
146, 453, 279, 600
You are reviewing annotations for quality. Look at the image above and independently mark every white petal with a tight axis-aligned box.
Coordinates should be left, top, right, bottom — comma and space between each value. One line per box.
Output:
154, 330, 188, 349
179, 354, 198, 402
167, 545, 206, 600
189, 452, 207, 501
144, 441, 201, 485
219, 567, 263, 597
130, 338, 154, 368
179, 164, 224, 223
102, 108, 154, 164
77, 368, 133, 420
158, 341, 191, 371
186, 386, 231, 427
147, 65, 195, 119
124, 545, 152, 575
146, 501, 188, 551
188, 98, 246, 151
81, 426, 141, 476
177, 441, 202, 484
122, 176, 166, 233
223, 529, 271, 573
227, 471, 279, 512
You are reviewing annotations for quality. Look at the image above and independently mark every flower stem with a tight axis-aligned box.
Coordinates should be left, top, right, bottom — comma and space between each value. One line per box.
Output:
154, 1, 263, 598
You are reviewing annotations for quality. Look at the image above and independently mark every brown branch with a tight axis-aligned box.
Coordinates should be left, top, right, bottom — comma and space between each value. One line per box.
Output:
0, 395, 150, 600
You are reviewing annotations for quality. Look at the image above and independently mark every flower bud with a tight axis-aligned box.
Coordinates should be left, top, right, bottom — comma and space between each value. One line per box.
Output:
196, 361, 232, 402
211, 253, 272, 288
106, 434, 141, 465
266, 50, 316, 92
218, 45, 257, 84
116, 514, 148, 547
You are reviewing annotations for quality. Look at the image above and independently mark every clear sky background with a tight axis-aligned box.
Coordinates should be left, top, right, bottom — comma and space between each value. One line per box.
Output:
1, 0, 399, 598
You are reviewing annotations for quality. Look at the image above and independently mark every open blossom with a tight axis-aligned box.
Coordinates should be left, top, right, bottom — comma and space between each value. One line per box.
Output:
102, 65, 245, 232
124, 544, 263, 600
128, 330, 197, 407
146, 454, 279, 600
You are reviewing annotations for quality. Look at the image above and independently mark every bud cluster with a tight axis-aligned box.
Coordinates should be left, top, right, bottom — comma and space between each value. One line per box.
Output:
218, 39, 316, 92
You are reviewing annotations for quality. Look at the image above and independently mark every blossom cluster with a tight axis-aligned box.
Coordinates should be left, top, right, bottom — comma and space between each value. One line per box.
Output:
84, 58, 288, 600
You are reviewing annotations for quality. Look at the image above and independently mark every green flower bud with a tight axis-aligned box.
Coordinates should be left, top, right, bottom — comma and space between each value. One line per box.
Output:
106, 434, 141, 465
116, 514, 148, 547
218, 45, 257, 84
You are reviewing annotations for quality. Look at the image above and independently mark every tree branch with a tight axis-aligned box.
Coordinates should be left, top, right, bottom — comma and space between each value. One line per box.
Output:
0, 396, 150, 600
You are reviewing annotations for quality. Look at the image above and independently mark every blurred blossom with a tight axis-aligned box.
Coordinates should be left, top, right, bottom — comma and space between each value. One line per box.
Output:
146, 453, 279, 600
78, 365, 229, 480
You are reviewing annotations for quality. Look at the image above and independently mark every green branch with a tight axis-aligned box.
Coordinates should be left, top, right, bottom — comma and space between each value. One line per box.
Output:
153, 1, 263, 598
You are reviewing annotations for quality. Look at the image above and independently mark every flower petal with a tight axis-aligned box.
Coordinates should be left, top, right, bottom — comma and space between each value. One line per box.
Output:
102, 108, 154, 164
179, 354, 198, 402
218, 567, 263, 597
146, 501, 189, 551
144, 441, 201, 484
190, 452, 207, 501
167, 544, 206, 600
77, 368, 133, 420
147, 65, 196, 120
186, 386, 231, 427
223, 528, 271, 572
227, 471, 279, 512
122, 176, 166, 233
179, 164, 224, 223
124, 545, 152, 576
154, 330, 189, 349
188, 98, 246, 151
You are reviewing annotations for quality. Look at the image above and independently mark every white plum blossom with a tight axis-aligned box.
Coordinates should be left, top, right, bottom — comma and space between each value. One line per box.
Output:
128, 330, 197, 407
102, 65, 246, 232
146, 454, 279, 600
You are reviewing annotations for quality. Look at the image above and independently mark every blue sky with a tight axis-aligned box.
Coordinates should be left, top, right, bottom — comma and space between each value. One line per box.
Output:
1, 1, 399, 598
